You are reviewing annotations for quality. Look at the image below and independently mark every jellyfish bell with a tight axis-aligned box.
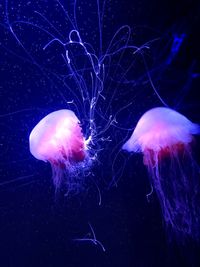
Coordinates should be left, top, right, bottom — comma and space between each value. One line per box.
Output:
123, 107, 200, 167
123, 107, 200, 240
122, 107, 200, 155
29, 109, 88, 192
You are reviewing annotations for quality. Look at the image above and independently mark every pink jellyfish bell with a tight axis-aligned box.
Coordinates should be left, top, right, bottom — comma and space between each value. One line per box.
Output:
29, 109, 87, 191
123, 107, 200, 239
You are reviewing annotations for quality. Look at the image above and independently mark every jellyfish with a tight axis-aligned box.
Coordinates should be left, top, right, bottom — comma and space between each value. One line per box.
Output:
29, 109, 87, 192
123, 107, 200, 240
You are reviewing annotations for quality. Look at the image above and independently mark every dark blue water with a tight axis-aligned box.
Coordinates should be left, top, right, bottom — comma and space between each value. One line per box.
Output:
0, 0, 200, 266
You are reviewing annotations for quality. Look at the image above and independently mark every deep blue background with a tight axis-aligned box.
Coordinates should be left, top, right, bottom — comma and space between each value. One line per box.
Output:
0, 0, 200, 266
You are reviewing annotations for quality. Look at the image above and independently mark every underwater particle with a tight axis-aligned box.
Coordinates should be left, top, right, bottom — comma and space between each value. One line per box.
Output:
29, 109, 86, 191
123, 107, 200, 240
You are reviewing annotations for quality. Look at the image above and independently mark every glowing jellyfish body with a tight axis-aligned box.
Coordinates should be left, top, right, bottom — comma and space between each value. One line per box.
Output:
29, 109, 86, 191
123, 107, 200, 239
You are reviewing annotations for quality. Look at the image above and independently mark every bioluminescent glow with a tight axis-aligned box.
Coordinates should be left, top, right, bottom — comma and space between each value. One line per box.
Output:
123, 107, 200, 239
